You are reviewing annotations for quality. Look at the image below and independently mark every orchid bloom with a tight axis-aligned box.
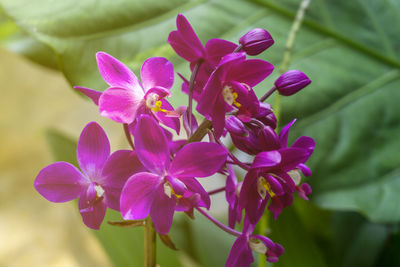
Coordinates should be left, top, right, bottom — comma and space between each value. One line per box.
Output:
76, 52, 180, 134
120, 115, 227, 234
168, 14, 238, 101
197, 52, 274, 137
34, 122, 144, 229
226, 217, 284, 267
239, 120, 315, 223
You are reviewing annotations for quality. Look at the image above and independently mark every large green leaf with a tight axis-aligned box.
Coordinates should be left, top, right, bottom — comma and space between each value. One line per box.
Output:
5, 0, 400, 263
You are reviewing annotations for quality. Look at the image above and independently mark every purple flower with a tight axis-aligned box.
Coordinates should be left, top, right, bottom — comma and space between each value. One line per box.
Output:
168, 14, 238, 100
239, 120, 315, 223
238, 28, 274, 56
226, 116, 280, 155
226, 217, 284, 267
274, 70, 311, 96
76, 52, 180, 134
34, 122, 144, 229
120, 115, 228, 234
197, 53, 274, 137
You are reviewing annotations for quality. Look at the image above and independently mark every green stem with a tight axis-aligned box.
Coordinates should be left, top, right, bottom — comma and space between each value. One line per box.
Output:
258, 213, 268, 267
144, 217, 156, 267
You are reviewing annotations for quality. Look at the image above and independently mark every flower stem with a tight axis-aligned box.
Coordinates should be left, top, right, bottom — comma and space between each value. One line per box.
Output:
195, 207, 241, 237
207, 186, 226, 195
227, 150, 250, 171
274, 0, 311, 125
233, 44, 243, 53
258, 213, 268, 267
123, 123, 135, 150
144, 217, 156, 267
259, 86, 276, 102
187, 118, 212, 143
187, 60, 202, 137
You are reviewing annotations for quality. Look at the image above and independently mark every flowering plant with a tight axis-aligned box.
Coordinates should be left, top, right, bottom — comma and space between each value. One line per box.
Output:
34, 13, 313, 267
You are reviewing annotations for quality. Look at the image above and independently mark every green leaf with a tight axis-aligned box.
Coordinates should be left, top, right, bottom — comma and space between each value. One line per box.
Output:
6, 0, 400, 262
45, 128, 77, 165
269, 203, 328, 267
0, 11, 58, 68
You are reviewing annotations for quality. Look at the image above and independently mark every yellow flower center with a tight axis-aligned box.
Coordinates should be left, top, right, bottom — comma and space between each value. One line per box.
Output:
222, 86, 241, 108
257, 176, 276, 199
163, 182, 183, 199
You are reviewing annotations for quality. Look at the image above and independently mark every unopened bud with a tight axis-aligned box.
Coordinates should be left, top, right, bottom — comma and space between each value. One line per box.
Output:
274, 70, 311, 96
238, 28, 274, 56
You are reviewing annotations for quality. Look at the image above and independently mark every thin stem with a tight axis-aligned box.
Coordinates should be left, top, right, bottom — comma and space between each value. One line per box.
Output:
144, 217, 156, 267
187, 118, 212, 143
233, 44, 243, 53
275, 0, 311, 123
195, 207, 241, 237
207, 186, 226, 195
123, 123, 134, 150
227, 150, 250, 171
259, 86, 276, 102
280, 0, 311, 73
258, 212, 268, 267
187, 60, 203, 137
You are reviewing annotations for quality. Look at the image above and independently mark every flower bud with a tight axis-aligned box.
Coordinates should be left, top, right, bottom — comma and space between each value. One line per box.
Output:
238, 28, 274, 56
274, 70, 311, 96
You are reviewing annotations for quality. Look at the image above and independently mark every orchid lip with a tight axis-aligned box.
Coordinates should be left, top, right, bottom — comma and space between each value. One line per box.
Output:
249, 237, 267, 254
94, 184, 105, 198
288, 169, 301, 185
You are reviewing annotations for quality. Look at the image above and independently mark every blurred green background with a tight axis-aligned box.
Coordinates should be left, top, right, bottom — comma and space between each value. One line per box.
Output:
1, 0, 400, 266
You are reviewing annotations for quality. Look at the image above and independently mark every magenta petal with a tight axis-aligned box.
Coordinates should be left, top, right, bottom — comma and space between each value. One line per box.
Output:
168, 31, 201, 62
134, 115, 170, 175
144, 86, 171, 100
34, 162, 88, 203
212, 97, 228, 139
77, 122, 110, 178
100, 150, 145, 211
176, 14, 204, 57
196, 68, 224, 117
99, 87, 144, 124
279, 147, 311, 171
226, 235, 253, 267
205, 38, 237, 66
292, 136, 315, 154
169, 142, 227, 178
150, 186, 176, 234
96, 52, 140, 90
120, 172, 162, 220
252, 150, 281, 169
79, 185, 107, 230
226, 59, 274, 87
279, 119, 296, 148
180, 177, 210, 209
141, 57, 174, 91
74, 86, 102, 106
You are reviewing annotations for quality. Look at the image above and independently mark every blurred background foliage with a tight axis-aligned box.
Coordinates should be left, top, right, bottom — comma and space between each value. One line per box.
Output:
1, 0, 400, 266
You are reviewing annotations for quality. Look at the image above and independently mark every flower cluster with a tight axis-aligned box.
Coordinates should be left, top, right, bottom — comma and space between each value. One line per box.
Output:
35, 13, 313, 267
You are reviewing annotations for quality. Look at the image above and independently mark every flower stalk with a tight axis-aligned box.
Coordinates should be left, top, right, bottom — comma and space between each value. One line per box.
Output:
144, 217, 157, 267
195, 207, 241, 237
